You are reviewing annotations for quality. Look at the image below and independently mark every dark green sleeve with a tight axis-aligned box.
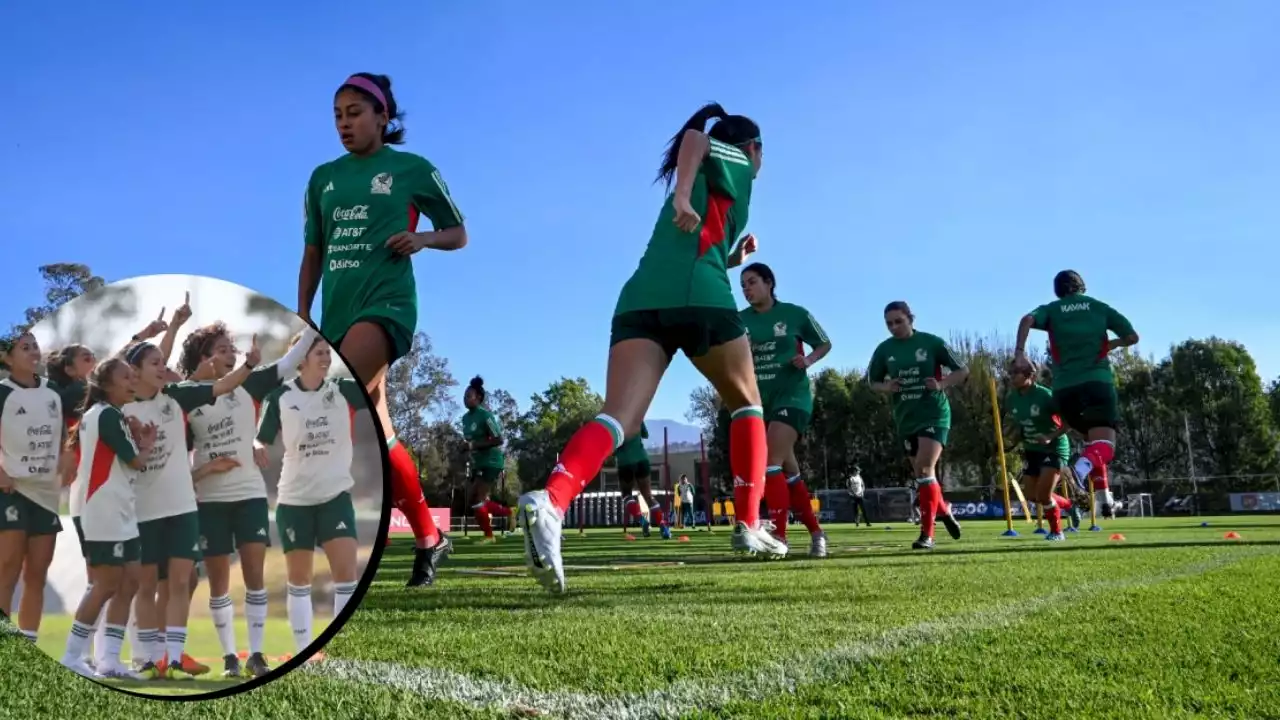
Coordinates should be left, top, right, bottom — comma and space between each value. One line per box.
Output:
867, 345, 888, 382
256, 389, 284, 445
640, 422, 649, 440
303, 165, 326, 247
1104, 303, 1136, 337
935, 336, 964, 371
703, 138, 754, 201
411, 157, 465, 230
244, 366, 283, 401
336, 378, 366, 409
58, 381, 87, 420
797, 306, 830, 348
484, 410, 502, 439
163, 381, 216, 412
98, 407, 137, 464
1029, 303, 1051, 330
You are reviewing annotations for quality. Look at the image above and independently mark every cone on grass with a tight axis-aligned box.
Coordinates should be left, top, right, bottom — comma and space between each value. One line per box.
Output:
624, 534, 637, 541
678, 535, 691, 543
1224, 531, 1242, 540
1109, 533, 1126, 541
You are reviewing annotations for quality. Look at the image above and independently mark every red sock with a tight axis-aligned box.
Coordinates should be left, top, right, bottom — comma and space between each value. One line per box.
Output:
729, 408, 767, 528
474, 505, 493, 538
1051, 493, 1071, 511
651, 507, 665, 526
483, 500, 511, 518
1045, 503, 1062, 534
918, 480, 941, 538
625, 499, 643, 520
389, 440, 438, 546
1090, 463, 1110, 491
788, 476, 822, 534
544, 416, 620, 513
765, 468, 790, 539
1084, 441, 1114, 483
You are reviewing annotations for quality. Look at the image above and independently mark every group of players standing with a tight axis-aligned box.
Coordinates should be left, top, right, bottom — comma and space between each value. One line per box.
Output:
0, 293, 367, 682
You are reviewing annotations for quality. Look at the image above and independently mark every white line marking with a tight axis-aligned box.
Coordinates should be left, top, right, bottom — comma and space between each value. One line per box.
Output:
306, 548, 1269, 720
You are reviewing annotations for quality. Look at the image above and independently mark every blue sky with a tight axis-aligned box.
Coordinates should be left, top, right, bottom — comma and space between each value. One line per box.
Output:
4, 1, 1279, 427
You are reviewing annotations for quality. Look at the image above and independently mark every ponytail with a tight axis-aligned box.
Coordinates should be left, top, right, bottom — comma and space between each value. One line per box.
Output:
655, 103, 760, 190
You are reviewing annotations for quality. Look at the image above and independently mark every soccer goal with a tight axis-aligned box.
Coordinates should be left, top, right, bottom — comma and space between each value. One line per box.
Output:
865, 487, 916, 523
1124, 493, 1154, 518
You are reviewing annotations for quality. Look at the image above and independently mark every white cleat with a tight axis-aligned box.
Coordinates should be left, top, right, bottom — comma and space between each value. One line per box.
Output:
809, 530, 829, 558
516, 490, 566, 594
732, 521, 789, 559
96, 661, 145, 680
61, 657, 96, 679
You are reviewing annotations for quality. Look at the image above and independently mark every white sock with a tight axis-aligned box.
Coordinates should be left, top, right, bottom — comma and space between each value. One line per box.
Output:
286, 584, 313, 653
165, 626, 187, 665
20, 629, 37, 643
153, 629, 167, 663
63, 621, 93, 663
103, 624, 126, 665
333, 581, 357, 618
210, 594, 237, 656
92, 608, 109, 666
245, 588, 268, 655
135, 629, 158, 666
126, 601, 140, 664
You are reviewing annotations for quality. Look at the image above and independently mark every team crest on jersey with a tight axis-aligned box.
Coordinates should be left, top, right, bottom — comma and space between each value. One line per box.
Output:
46, 400, 58, 419
224, 393, 241, 410
773, 322, 788, 337
915, 348, 928, 362
322, 389, 336, 409
1030, 405, 1041, 417
370, 173, 393, 195
161, 403, 174, 420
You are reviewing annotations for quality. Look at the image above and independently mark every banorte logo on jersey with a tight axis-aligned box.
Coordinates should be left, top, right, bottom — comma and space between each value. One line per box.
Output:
329, 205, 370, 272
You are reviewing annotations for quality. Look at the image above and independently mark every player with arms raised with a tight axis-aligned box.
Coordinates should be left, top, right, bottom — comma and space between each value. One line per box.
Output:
299, 72, 467, 588
516, 102, 782, 594
1014, 270, 1139, 519
461, 376, 512, 541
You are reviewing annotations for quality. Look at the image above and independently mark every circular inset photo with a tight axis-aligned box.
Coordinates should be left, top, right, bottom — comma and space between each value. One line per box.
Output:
0, 273, 388, 698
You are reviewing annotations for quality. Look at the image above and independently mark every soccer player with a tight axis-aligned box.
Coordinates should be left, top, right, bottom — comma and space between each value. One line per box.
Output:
298, 72, 466, 588
461, 376, 511, 541
1014, 270, 1139, 520
516, 103, 782, 594
255, 333, 362, 655
59, 358, 157, 679
122, 338, 258, 679
179, 320, 318, 678
739, 263, 832, 558
0, 332, 76, 640
867, 302, 969, 550
616, 423, 662, 537
1004, 359, 1080, 540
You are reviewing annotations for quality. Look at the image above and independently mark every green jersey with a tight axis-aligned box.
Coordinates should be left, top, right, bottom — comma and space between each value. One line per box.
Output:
461, 406, 504, 470
303, 146, 465, 343
1029, 293, 1135, 390
614, 139, 755, 314
615, 422, 650, 466
867, 332, 964, 437
740, 301, 829, 413
1006, 383, 1070, 460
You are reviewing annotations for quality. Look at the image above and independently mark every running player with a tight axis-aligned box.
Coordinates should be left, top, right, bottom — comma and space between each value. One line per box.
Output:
1005, 359, 1081, 540
179, 320, 318, 678
299, 72, 466, 587
123, 337, 258, 679
615, 423, 662, 537
0, 332, 75, 639
516, 103, 782, 594
1014, 270, 1139, 520
255, 332, 362, 655
59, 358, 157, 679
461, 377, 511, 541
867, 302, 968, 550
739, 263, 832, 558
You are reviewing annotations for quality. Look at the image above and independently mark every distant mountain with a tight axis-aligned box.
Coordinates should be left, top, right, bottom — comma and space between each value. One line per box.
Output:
642, 419, 703, 449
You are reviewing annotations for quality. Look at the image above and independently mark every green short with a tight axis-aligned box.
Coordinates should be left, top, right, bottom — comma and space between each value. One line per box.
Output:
901, 426, 950, 457
138, 511, 203, 580
1021, 450, 1066, 477
617, 460, 653, 491
84, 537, 141, 567
198, 498, 272, 556
0, 492, 61, 536
1054, 381, 1119, 434
470, 466, 503, 485
276, 491, 358, 553
610, 307, 746, 360
334, 315, 413, 365
766, 406, 811, 435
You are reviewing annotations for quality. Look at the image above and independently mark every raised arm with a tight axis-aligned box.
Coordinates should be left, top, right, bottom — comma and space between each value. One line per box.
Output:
158, 292, 193, 364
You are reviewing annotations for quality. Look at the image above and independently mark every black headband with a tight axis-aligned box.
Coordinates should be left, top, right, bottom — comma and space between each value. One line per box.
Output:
126, 342, 156, 365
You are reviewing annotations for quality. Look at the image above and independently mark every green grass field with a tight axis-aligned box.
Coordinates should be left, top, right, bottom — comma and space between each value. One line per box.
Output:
2, 516, 1279, 718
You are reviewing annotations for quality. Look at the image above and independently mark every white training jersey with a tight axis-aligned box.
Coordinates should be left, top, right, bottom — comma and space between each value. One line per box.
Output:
124, 381, 216, 522
258, 377, 364, 507
190, 366, 287, 503
76, 403, 141, 542
0, 376, 66, 514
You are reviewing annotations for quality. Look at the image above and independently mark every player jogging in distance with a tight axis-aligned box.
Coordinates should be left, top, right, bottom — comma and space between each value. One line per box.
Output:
60, 358, 157, 679
1004, 359, 1081, 540
615, 422, 662, 537
0, 332, 76, 641
516, 102, 783, 595
122, 336, 258, 679
739, 263, 832, 558
461, 376, 511, 541
1014, 270, 1139, 520
179, 316, 318, 679
254, 333, 363, 655
867, 302, 968, 550
299, 72, 466, 588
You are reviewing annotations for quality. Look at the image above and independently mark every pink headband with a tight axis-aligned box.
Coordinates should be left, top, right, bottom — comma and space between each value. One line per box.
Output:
340, 75, 387, 110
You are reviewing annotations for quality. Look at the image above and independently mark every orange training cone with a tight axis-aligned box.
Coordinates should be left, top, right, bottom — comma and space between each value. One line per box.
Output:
624, 534, 637, 541
1109, 533, 1126, 541
1224, 531, 1242, 540
678, 535, 691, 542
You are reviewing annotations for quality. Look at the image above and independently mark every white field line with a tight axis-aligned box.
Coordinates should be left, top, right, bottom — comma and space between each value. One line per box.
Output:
305, 548, 1270, 720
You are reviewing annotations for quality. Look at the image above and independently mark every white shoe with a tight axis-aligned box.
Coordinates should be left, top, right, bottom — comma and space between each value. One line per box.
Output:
61, 657, 96, 678
809, 530, 829, 558
731, 521, 788, 558
96, 661, 145, 680
516, 490, 566, 594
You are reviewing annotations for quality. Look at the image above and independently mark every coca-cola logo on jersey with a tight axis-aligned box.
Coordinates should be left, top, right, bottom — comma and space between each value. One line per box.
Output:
332, 205, 369, 222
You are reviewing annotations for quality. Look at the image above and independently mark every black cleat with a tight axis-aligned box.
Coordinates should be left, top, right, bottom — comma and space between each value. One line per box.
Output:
912, 534, 935, 550
1101, 503, 1116, 520
941, 512, 962, 540
222, 653, 242, 678
245, 652, 271, 678
408, 534, 453, 587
